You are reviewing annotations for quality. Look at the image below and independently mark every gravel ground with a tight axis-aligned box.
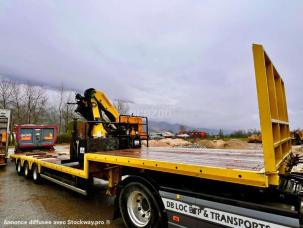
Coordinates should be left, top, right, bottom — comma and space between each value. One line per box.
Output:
0, 160, 124, 228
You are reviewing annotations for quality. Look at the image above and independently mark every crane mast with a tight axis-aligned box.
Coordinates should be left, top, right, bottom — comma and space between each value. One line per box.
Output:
75, 88, 120, 138
71, 88, 148, 163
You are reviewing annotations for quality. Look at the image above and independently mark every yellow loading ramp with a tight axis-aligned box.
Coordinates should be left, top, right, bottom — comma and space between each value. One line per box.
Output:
10, 44, 292, 188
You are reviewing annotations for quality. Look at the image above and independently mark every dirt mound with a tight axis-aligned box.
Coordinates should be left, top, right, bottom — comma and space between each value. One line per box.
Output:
197, 139, 251, 149
162, 138, 192, 147
225, 139, 250, 149
197, 140, 215, 148
147, 138, 192, 147
146, 138, 256, 149
292, 163, 303, 173
146, 140, 170, 147
213, 140, 227, 148
197, 139, 227, 148
293, 146, 303, 154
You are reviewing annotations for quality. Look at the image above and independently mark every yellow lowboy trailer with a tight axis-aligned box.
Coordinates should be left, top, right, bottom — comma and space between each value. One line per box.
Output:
11, 45, 301, 228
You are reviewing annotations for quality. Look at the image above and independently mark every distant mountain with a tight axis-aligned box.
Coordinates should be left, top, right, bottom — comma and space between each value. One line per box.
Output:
148, 120, 222, 135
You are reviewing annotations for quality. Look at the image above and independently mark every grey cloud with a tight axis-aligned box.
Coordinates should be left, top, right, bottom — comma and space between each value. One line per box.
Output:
0, 0, 302, 130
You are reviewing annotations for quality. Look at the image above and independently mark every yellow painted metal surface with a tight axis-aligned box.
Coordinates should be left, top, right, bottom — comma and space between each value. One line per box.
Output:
85, 153, 269, 187
10, 153, 89, 178
10, 152, 268, 187
253, 44, 291, 185
89, 90, 146, 138
89, 89, 119, 137
93, 90, 120, 122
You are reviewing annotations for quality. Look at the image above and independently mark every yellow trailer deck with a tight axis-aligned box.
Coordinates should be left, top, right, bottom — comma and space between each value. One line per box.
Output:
10, 44, 292, 189
11, 147, 267, 187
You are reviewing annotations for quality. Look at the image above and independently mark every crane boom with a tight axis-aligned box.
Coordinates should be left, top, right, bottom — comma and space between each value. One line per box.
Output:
71, 88, 148, 163
75, 88, 120, 138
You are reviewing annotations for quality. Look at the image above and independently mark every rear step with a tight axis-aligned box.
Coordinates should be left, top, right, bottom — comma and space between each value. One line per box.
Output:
40, 174, 87, 196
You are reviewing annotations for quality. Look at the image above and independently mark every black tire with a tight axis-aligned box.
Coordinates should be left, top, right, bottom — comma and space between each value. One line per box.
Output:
16, 159, 23, 176
32, 164, 41, 184
119, 182, 165, 228
24, 162, 31, 179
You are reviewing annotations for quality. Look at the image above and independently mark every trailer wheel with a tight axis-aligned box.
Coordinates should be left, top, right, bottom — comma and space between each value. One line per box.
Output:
16, 160, 23, 176
24, 162, 31, 179
119, 182, 165, 228
32, 164, 41, 184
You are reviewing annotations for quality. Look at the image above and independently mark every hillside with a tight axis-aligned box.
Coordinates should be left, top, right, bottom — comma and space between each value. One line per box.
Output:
148, 120, 223, 135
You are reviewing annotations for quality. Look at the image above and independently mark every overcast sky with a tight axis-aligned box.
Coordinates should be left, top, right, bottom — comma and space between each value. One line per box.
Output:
0, 1, 302, 130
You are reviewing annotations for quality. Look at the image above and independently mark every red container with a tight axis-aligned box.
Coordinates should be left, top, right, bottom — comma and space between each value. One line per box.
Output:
15, 124, 59, 152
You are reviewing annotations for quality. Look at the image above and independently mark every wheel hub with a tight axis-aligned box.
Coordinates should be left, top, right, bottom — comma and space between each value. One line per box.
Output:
127, 191, 151, 227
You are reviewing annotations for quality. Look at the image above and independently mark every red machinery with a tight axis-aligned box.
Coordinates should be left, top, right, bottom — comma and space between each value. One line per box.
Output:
189, 131, 206, 139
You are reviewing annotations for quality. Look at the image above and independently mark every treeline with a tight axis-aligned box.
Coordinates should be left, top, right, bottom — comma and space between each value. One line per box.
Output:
229, 129, 260, 138
217, 129, 260, 139
0, 79, 75, 133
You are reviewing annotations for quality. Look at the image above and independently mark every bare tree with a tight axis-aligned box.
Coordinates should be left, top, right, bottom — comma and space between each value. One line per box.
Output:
44, 106, 59, 125
24, 84, 48, 124
218, 129, 224, 138
55, 84, 75, 133
58, 83, 65, 133
11, 82, 25, 125
179, 125, 187, 134
0, 79, 14, 109
0, 79, 74, 129
62, 91, 75, 133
